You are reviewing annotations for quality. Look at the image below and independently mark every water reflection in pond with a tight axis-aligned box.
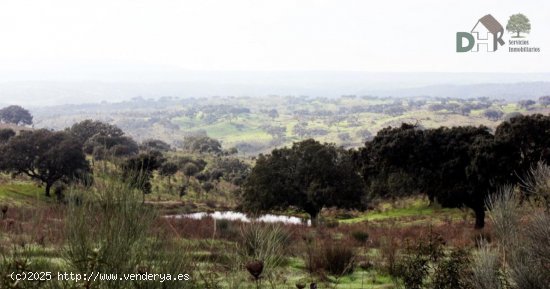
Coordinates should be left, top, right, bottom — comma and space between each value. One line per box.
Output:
169, 211, 311, 226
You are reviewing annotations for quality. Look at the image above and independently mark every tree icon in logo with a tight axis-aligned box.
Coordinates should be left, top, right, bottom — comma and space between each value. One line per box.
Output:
506, 13, 531, 38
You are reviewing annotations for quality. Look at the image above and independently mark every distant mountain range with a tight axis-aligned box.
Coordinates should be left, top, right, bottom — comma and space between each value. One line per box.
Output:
1, 72, 550, 106
369, 82, 550, 100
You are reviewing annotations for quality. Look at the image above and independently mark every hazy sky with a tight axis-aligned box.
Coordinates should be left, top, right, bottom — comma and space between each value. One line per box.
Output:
0, 0, 549, 79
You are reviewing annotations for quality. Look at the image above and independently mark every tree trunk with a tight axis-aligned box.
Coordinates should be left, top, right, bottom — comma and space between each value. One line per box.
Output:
309, 210, 320, 227
474, 207, 485, 229
517, 31, 520, 38
45, 182, 52, 197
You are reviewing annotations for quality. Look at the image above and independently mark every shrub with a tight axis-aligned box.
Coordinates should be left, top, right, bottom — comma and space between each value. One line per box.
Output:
467, 244, 504, 289
321, 218, 339, 228
508, 212, 550, 289
394, 232, 446, 289
238, 223, 290, 271
485, 185, 521, 249
64, 168, 197, 289
396, 252, 429, 289
304, 237, 356, 277
379, 236, 400, 275
520, 161, 550, 210
205, 200, 217, 208
431, 249, 471, 289
351, 230, 369, 244
320, 243, 356, 276
525, 212, 550, 268
478, 181, 550, 289
215, 219, 240, 240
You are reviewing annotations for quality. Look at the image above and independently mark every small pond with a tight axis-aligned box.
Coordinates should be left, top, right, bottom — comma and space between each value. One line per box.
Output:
168, 211, 311, 226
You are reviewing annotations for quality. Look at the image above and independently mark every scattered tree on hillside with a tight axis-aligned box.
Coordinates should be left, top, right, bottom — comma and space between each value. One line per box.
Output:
355, 128, 373, 142
84, 135, 139, 159
68, 119, 124, 143
181, 135, 222, 154
483, 109, 504, 121
122, 151, 165, 195
538, 95, 550, 107
0, 105, 33, 126
384, 104, 406, 116
338, 132, 352, 142
267, 109, 279, 119
292, 122, 308, 138
0, 130, 90, 197
69, 120, 139, 159
241, 139, 365, 225
518, 99, 536, 110
224, 147, 238, 155
459, 104, 472, 116
159, 162, 178, 178
503, 112, 523, 121
260, 108, 279, 119
195, 172, 209, 182
202, 181, 215, 194
159, 161, 178, 186
262, 125, 286, 140
182, 162, 199, 185
140, 139, 171, 152
175, 156, 207, 173
234, 141, 268, 155
210, 157, 250, 185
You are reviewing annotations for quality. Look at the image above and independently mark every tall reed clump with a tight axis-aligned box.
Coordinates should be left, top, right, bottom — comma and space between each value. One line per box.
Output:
467, 243, 505, 289
485, 185, 521, 249
469, 163, 550, 289
233, 222, 290, 288
520, 161, 550, 211
238, 222, 289, 271
64, 167, 198, 289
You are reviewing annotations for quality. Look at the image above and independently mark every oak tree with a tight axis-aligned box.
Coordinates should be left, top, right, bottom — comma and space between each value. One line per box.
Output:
0, 130, 90, 197
241, 139, 365, 225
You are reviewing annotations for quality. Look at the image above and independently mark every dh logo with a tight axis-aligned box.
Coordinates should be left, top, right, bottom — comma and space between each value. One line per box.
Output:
457, 14, 505, 52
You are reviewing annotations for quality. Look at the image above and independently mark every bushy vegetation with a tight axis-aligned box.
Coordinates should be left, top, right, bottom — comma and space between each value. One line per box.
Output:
1, 100, 549, 288
1, 168, 198, 289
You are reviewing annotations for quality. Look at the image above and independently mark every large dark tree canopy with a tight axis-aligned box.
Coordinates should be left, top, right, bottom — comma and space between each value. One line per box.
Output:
360, 124, 518, 228
241, 139, 365, 223
0, 129, 90, 196
420, 126, 517, 228
67, 120, 139, 159
0, 105, 33, 126
495, 114, 550, 172
84, 135, 139, 159
68, 119, 124, 143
